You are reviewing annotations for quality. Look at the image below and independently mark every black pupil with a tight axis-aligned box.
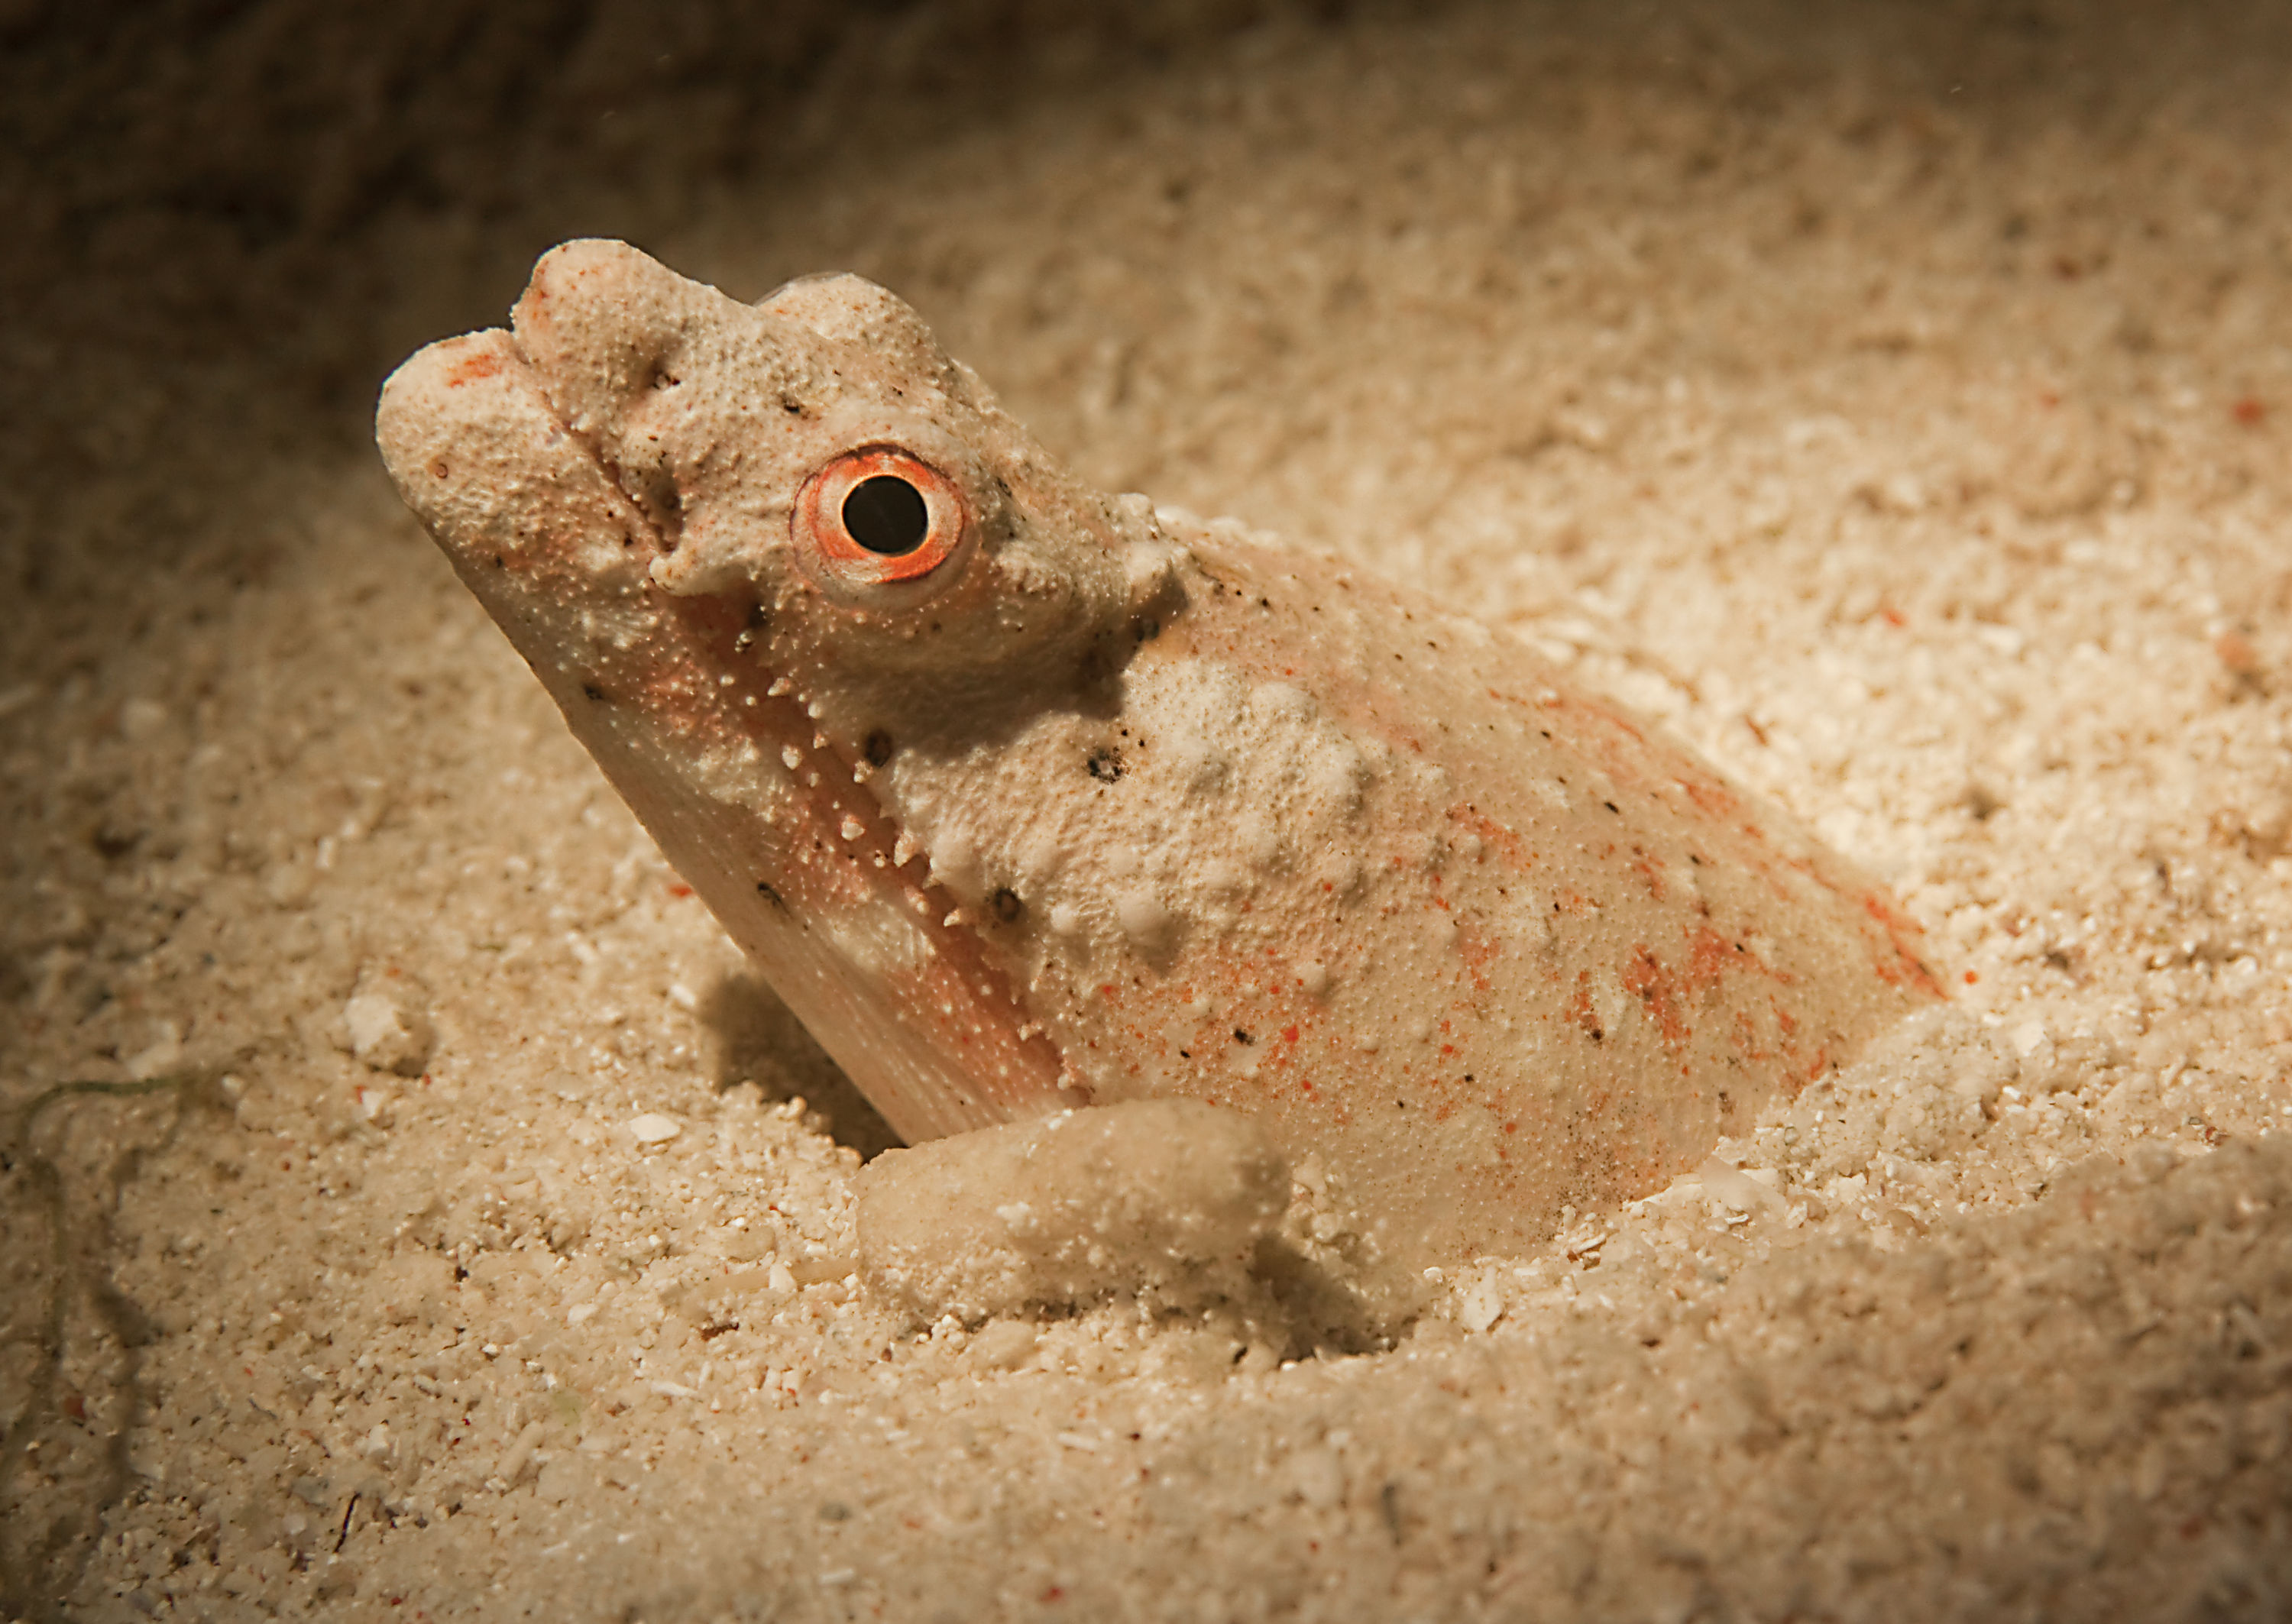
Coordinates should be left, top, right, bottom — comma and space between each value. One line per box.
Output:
842, 475, 930, 556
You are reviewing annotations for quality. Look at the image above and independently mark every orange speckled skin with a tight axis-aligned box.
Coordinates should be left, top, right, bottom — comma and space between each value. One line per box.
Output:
379, 241, 1941, 1283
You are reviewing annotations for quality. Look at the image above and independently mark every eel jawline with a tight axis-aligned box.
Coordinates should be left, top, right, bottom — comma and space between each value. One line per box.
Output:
376, 328, 1070, 1142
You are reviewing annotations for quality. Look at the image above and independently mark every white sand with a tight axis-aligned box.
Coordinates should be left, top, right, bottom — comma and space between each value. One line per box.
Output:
5, 3, 2290, 1619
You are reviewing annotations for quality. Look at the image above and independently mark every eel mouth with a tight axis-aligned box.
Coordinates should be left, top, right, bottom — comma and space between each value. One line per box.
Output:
376, 310, 1076, 1142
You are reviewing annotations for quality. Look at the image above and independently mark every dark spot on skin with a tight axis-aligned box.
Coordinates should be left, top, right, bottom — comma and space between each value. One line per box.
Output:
863, 731, 894, 768
582, 684, 606, 702
491, 555, 507, 569
755, 882, 787, 911
1233, 1029, 1254, 1045
1604, 801, 1620, 814
990, 888, 1022, 923
1259, 597, 1272, 610
1073, 636, 1119, 690
1178, 1050, 1191, 1059
781, 396, 804, 416
1087, 749, 1124, 783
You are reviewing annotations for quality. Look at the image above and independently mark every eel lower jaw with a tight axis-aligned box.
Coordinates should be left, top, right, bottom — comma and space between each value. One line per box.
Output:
415, 334, 1077, 1142
607, 530, 1083, 1141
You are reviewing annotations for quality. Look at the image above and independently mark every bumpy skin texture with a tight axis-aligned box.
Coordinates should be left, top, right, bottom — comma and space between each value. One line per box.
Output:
377, 241, 1941, 1282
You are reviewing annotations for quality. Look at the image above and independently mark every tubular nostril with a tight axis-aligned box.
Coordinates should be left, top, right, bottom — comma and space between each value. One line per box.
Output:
512, 240, 701, 413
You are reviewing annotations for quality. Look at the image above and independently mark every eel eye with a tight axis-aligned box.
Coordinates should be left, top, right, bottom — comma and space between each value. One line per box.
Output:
793, 446, 972, 603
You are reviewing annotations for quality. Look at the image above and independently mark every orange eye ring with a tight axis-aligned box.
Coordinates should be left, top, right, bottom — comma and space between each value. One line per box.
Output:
792, 445, 972, 603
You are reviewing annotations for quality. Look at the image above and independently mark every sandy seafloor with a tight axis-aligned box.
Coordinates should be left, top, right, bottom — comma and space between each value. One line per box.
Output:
5, 2, 2292, 1619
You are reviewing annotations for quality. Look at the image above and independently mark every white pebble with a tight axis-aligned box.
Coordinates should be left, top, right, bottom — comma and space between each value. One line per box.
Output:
970, 1320, 1040, 1370
120, 697, 170, 740
628, 1113, 682, 1145
344, 992, 433, 1076
1458, 1279, 1506, 1333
